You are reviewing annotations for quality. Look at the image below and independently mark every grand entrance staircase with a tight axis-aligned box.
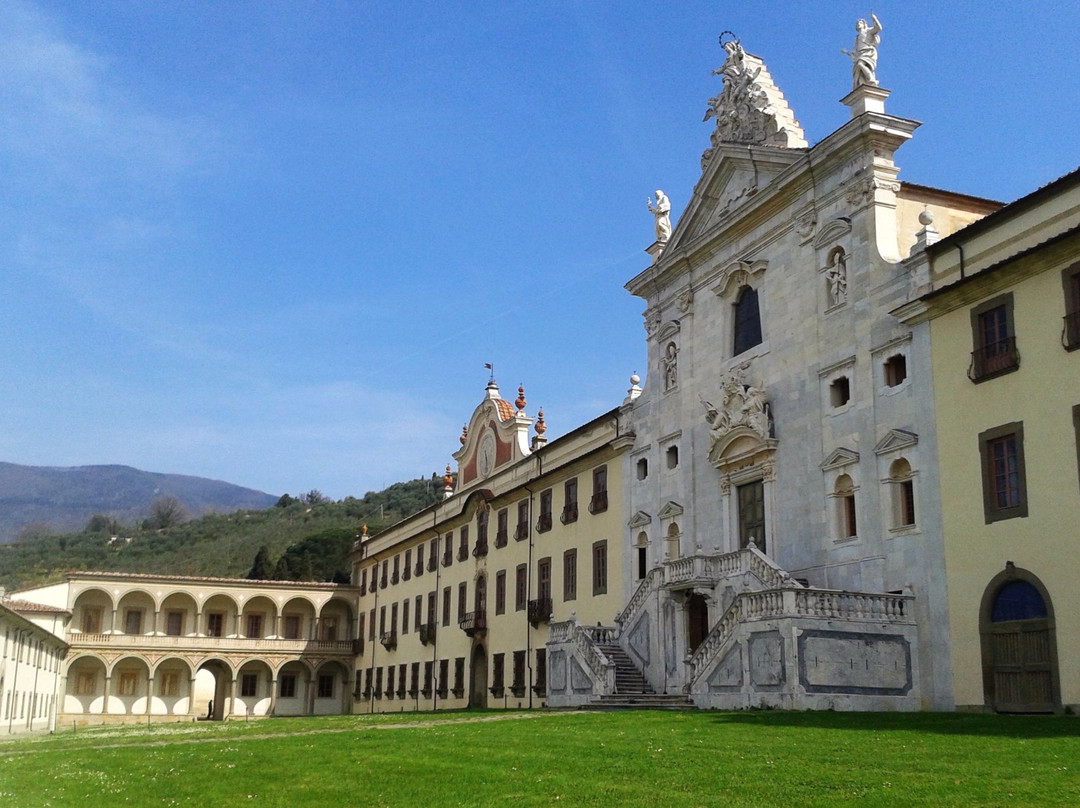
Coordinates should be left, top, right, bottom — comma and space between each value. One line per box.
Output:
587, 642, 693, 710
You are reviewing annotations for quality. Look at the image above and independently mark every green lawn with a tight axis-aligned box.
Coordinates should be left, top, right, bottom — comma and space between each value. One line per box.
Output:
2, 710, 1078, 807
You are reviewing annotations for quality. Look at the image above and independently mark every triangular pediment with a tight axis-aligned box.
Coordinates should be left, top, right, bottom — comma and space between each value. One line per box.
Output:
657, 501, 684, 520
820, 447, 860, 471
874, 429, 918, 455
627, 510, 653, 529
665, 147, 803, 255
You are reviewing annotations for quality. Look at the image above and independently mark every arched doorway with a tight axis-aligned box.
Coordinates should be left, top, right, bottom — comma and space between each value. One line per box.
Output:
980, 566, 1060, 713
470, 644, 488, 708
196, 659, 232, 720
686, 594, 710, 654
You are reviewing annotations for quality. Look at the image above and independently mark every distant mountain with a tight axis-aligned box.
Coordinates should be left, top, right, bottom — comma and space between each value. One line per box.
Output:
0, 462, 278, 544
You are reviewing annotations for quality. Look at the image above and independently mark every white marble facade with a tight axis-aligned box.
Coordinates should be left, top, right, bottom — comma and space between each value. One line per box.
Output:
609, 35, 998, 711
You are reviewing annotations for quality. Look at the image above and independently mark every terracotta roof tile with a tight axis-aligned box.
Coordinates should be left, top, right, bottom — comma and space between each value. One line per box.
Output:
493, 398, 515, 420
2, 598, 70, 615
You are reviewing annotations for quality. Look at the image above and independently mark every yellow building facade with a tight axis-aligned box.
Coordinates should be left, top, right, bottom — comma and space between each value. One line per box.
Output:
350, 381, 629, 711
898, 168, 1080, 712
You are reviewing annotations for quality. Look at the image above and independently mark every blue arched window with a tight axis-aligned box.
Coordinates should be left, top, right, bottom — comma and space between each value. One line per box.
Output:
990, 580, 1047, 622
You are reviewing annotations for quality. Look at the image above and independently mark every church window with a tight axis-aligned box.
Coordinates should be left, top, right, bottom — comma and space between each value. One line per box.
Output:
732, 285, 763, 355
834, 475, 857, 539
829, 376, 851, 408
636, 458, 649, 480
888, 458, 916, 529
666, 445, 679, 470
884, 354, 907, 387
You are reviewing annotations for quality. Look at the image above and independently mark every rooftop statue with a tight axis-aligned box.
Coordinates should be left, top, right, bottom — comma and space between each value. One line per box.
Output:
842, 12, 883, 89
700, 33, 806, 158
647, 190, 672, 243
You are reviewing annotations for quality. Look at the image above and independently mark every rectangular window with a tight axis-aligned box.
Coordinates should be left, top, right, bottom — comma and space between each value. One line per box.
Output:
590, 465, 609, 513
118, 671, 139, 696
537, 490, 553, 532
492, 653, 505, 691
368, 610, 376, 642
561, 478, 578, 524
392, 554, 400, 585
410, 662, 420, 695
515, 564, 527, 611
165, 611, 184, 637
1074, 404, 1080, 492
386, 666, 395, 698
403, 549, 412, 581
207, 612, 224, 638
320, 615, 337, 641
374, 667, 383, 698
443, 533, 453, 567
246, 614, 263, 639
562, 551, 576, 601
415, 545, 424, 578
457, 582, 468, 620
427, 591, 437, 626
423, 661, 433, 696
359, 567, 368, 595
495, 569, 506, 615
737, 480, 766, 551
438, 659, 449, 699
979, 422, 1028, 522
283, 615, 301, 640
970, 294, 1019, 381
76, 671, 95, 695
534, 648, 547, 695
458, 526, 470, 561
279, 674, 297, 698
637, 545, 647, 580
381, 559, 388, 588
379, 605, 386, 636
429, 537, 438, 571
496, 508, 509, 547
538, 557, 552, 602
81, 607, 102, 635
415, 595, 423, 631
1064, 264, 1080, 350
476, 510, 489, 555
240, 673, 257, 698
442, 587, 451, 627
592, 540, 608, 595
515, 500, 530, 540
124, 609, 142, 635
317, 674, 334, 698
401, 599, 410, 635
398, 663, 407, 698
159, 671, 180, 697
390, 603, 398, 637
453, 657, 465, 697
511, 650, 526, 696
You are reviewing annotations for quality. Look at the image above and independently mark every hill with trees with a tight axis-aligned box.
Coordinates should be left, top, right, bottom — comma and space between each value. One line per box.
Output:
0, 462, 279, 544
0, 475, 449, 591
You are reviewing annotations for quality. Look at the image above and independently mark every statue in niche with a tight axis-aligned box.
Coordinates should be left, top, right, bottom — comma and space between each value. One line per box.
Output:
826, 248, 848, 306
662, 341, 679, 391
842, 13, 883, 89
648, 190, 672, 243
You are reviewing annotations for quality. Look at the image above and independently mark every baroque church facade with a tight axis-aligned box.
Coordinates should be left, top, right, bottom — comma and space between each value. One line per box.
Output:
7, 19, 1079, 727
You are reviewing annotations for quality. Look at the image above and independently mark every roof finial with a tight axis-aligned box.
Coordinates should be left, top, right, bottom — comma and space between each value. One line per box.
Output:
515, 384, 527, 412
535, 408, 547, 435
443, 464, 454, 499
459, 424, 468, 445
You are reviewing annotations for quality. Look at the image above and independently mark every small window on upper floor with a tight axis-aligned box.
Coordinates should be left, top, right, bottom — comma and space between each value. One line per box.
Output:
666, 445, 679, 470
732, 285, 763, 356
636, 458, 649, 480
883, 354, 907, 388
1063, 263, 1080, 351
970, 294, 1019, 381
829, 376, 851, 408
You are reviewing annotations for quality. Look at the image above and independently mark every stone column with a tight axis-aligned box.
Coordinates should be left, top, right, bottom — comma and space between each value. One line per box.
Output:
188, 676, 199, 717
226, 677, 237, 719
269, 676, 278, 716
102, 675, 112, 714
145, 676, 154, 716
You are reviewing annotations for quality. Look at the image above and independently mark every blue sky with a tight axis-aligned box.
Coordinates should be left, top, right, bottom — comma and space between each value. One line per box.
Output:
1, 1, 1076, 500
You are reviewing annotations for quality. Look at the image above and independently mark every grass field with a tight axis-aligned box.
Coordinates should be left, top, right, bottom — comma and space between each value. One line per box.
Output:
2, 710, 1079, 807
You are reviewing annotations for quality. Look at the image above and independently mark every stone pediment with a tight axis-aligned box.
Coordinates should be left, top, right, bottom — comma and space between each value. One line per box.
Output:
820, 447, 860, 471
874, 429, 918, 455
813, 217, 853, 249
666, 148, 803, 255
657, 501, 684, 520
656, 319, 681, 341
627, 510, 653, 529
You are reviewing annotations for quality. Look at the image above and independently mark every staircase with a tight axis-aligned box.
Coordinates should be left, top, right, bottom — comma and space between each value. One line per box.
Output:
587, 644, 694, 711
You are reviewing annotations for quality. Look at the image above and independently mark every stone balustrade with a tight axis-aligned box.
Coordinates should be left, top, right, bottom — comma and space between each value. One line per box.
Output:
68, 633, 355, 654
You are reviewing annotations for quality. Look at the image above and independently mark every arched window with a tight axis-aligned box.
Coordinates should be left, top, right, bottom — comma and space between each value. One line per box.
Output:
732, 285, 762, 356
635, 531, 649, 580
834, 474, 857, 539
888, 458, 916, 528
991, 580, 1046, 622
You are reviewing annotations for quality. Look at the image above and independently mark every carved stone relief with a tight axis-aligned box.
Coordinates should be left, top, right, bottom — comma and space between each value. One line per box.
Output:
702, 371, 774, 463
707, 643, 744, 692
